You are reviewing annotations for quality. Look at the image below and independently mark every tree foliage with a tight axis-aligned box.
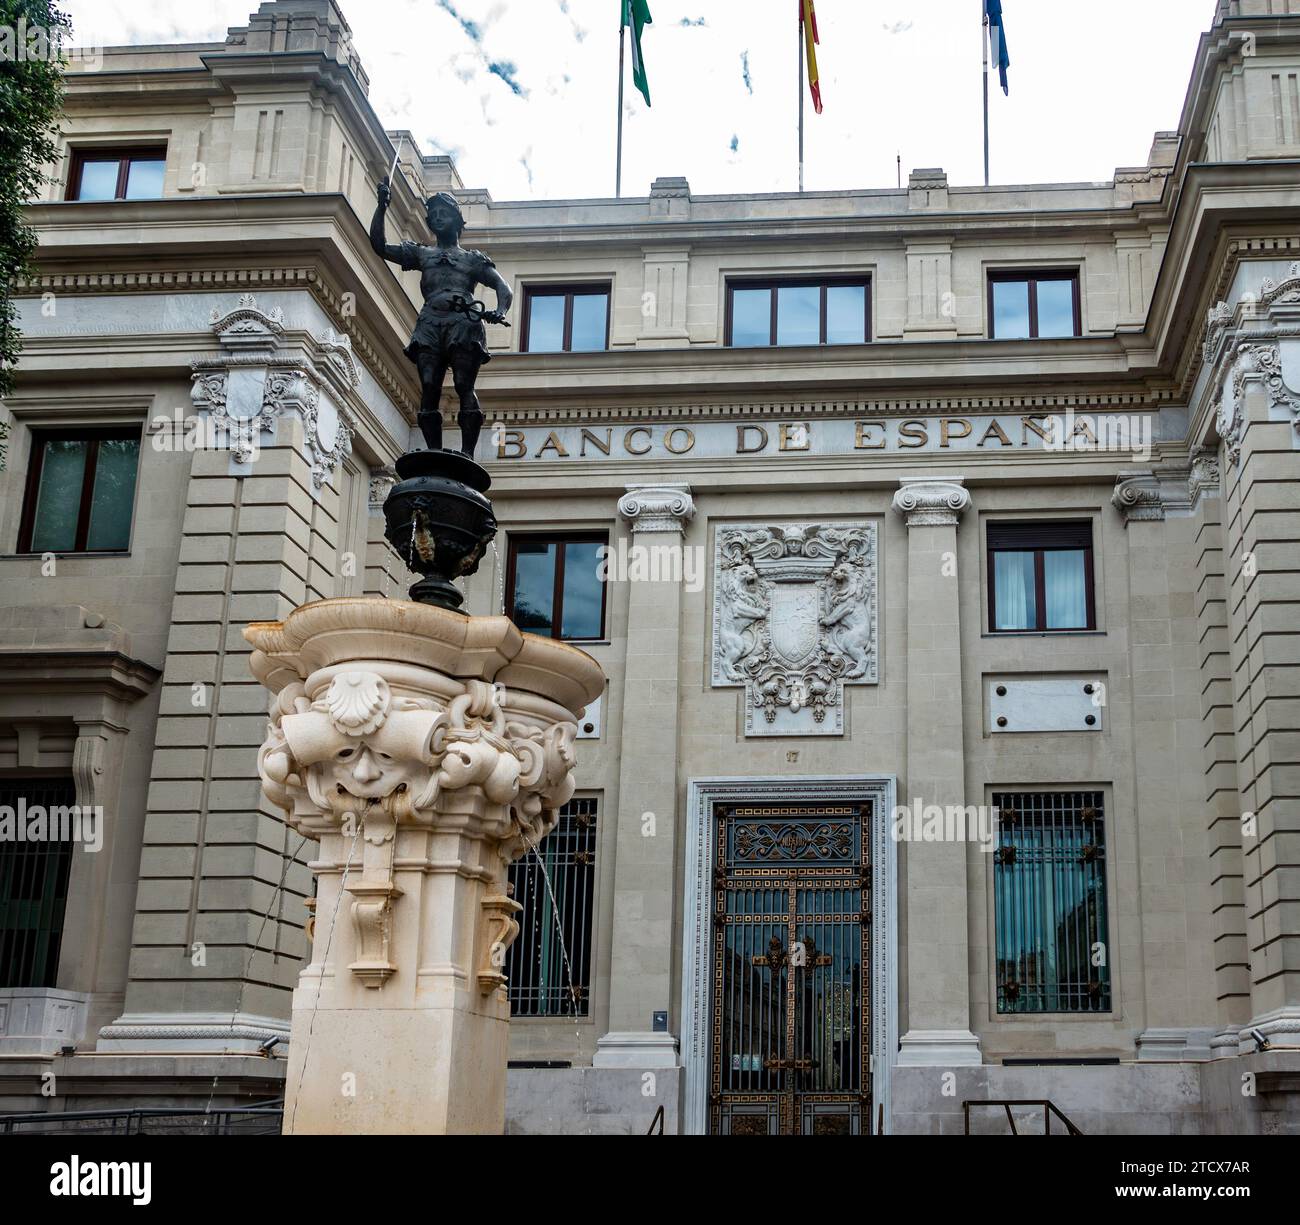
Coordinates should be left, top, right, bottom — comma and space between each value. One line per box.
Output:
0, 0, 70, 467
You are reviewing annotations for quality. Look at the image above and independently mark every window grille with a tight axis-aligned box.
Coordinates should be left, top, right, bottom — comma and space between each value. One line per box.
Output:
992, 791, 1110, 1013
0, 777, 77, 989
506, 798, 597, 1017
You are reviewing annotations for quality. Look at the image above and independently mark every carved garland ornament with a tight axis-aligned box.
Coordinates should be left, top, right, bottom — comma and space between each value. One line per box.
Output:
1258, 260, 1300, 310
1219, 341, 1300, 466
257, 670, 577, 988
712, 522, 878, 737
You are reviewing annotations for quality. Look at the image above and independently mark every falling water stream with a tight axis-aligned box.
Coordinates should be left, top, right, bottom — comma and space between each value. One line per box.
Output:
489, 540, 504, 615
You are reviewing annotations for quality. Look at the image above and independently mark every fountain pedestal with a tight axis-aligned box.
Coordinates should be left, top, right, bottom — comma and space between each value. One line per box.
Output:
245, 598, 603, 1134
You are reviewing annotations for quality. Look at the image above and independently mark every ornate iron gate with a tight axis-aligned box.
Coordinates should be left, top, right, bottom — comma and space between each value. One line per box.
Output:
709, 802, 870, 1135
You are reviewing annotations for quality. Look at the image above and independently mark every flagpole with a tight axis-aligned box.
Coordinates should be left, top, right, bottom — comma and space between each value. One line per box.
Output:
797, 10, 805, 192
616, 11, 626, 198
981, 1, 990, 187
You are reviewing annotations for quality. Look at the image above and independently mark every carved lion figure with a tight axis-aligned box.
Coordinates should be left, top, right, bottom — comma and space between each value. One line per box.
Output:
717, 561, 768, 678
822, 561, 874, 679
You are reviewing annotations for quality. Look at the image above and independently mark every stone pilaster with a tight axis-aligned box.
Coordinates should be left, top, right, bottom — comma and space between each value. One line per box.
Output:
891, 477, 981, 1066
363, 466, 404, 598
100, 296, 359, 1053
1203, 266, 1300, 1050
1114, 470, 1218, 1061
594, 484, 695, 1068
1189, 453, 1253, 1051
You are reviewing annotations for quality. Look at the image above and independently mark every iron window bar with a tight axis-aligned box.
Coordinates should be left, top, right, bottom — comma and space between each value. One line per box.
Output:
992, 791, 1110, 1014
506, 798, 597, 1017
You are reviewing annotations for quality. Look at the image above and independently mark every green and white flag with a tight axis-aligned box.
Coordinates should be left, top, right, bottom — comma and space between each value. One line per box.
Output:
622, 0, 652, 107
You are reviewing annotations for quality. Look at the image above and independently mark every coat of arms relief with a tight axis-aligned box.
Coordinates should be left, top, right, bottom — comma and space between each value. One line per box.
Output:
712, 522, 878, 736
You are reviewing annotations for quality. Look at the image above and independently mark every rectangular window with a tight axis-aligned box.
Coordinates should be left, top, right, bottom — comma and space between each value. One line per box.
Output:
17, 429, 142, 554
0, 777, 77, 989
68, 148, 167, 201
506, 797, 597, 1017
988, 270, 1080, 338
992, 791, 1111, 1013
506, 532, 607, 641
987, 520, 1094, 632
521, 285, 610, 353
725, 277, 870, 347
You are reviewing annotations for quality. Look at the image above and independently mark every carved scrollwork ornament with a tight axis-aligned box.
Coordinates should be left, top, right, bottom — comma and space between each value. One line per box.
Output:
1111, 471, 1165, 523
254, 665, 582, 985
1188, 450, 1221, 506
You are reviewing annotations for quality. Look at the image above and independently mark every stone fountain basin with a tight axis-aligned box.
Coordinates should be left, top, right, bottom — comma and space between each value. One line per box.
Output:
244, 597, 604, 718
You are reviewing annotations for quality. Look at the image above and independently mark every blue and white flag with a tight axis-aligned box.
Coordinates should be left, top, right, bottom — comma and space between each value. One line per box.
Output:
985, 0, 1010, 94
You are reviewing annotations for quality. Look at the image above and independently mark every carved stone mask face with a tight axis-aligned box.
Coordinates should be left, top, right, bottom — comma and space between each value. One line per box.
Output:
328, 742, 420, 801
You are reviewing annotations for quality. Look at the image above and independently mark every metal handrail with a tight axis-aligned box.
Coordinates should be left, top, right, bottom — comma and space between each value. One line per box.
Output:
646, 1104, 665, 1135
0, 1101, 284, 1136
962, 1099, 1083, 1135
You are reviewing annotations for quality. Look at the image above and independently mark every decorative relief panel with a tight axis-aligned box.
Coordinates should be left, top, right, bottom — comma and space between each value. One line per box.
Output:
189, 293, 357, 489
257, 667, 578, 989
1203, 262, 1300, 467
711, 522, 878, 737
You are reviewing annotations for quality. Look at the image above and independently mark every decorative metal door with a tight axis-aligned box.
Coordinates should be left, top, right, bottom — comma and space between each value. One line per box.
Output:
709, 802, 870, 1136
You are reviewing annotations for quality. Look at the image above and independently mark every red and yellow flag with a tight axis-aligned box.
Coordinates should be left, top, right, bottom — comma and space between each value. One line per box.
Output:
800, 0, 822, 114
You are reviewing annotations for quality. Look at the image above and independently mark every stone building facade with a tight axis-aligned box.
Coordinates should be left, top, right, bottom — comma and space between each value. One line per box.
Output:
0, 0, 1298, 1134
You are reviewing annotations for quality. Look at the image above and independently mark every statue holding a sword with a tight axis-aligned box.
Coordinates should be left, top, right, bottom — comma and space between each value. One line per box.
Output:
370, 138, 512, 458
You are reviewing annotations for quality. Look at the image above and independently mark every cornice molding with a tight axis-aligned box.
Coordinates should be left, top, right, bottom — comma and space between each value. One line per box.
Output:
15, 262, 418, 418
1150, 167, 1300, 393
486, 389, 1178, 427
0, 649, 161, 703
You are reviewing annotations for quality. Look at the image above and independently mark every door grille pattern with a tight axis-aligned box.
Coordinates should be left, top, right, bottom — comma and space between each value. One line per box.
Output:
710, 803, 869, 1136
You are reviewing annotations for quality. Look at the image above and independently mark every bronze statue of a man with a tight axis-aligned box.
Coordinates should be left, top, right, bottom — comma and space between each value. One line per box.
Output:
370, 179, 512, 457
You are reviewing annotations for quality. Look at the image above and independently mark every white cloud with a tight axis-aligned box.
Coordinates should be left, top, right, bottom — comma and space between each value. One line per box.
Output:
63, 0, 1212, 200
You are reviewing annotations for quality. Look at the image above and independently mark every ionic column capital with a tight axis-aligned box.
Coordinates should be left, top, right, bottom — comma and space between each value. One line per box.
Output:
891, 477, 971, 527
617, 483, 696, 534
1111, 470, 1166, 524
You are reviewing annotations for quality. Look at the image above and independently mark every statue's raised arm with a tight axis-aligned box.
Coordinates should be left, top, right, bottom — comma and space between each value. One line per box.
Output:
369, 177, 405, 265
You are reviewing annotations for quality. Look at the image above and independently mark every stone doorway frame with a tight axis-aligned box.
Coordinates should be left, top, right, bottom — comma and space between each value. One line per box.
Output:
680, 775, 898, 1135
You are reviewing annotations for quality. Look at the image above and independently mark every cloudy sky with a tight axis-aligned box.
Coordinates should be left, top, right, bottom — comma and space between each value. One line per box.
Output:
63, 0, 1212, 200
